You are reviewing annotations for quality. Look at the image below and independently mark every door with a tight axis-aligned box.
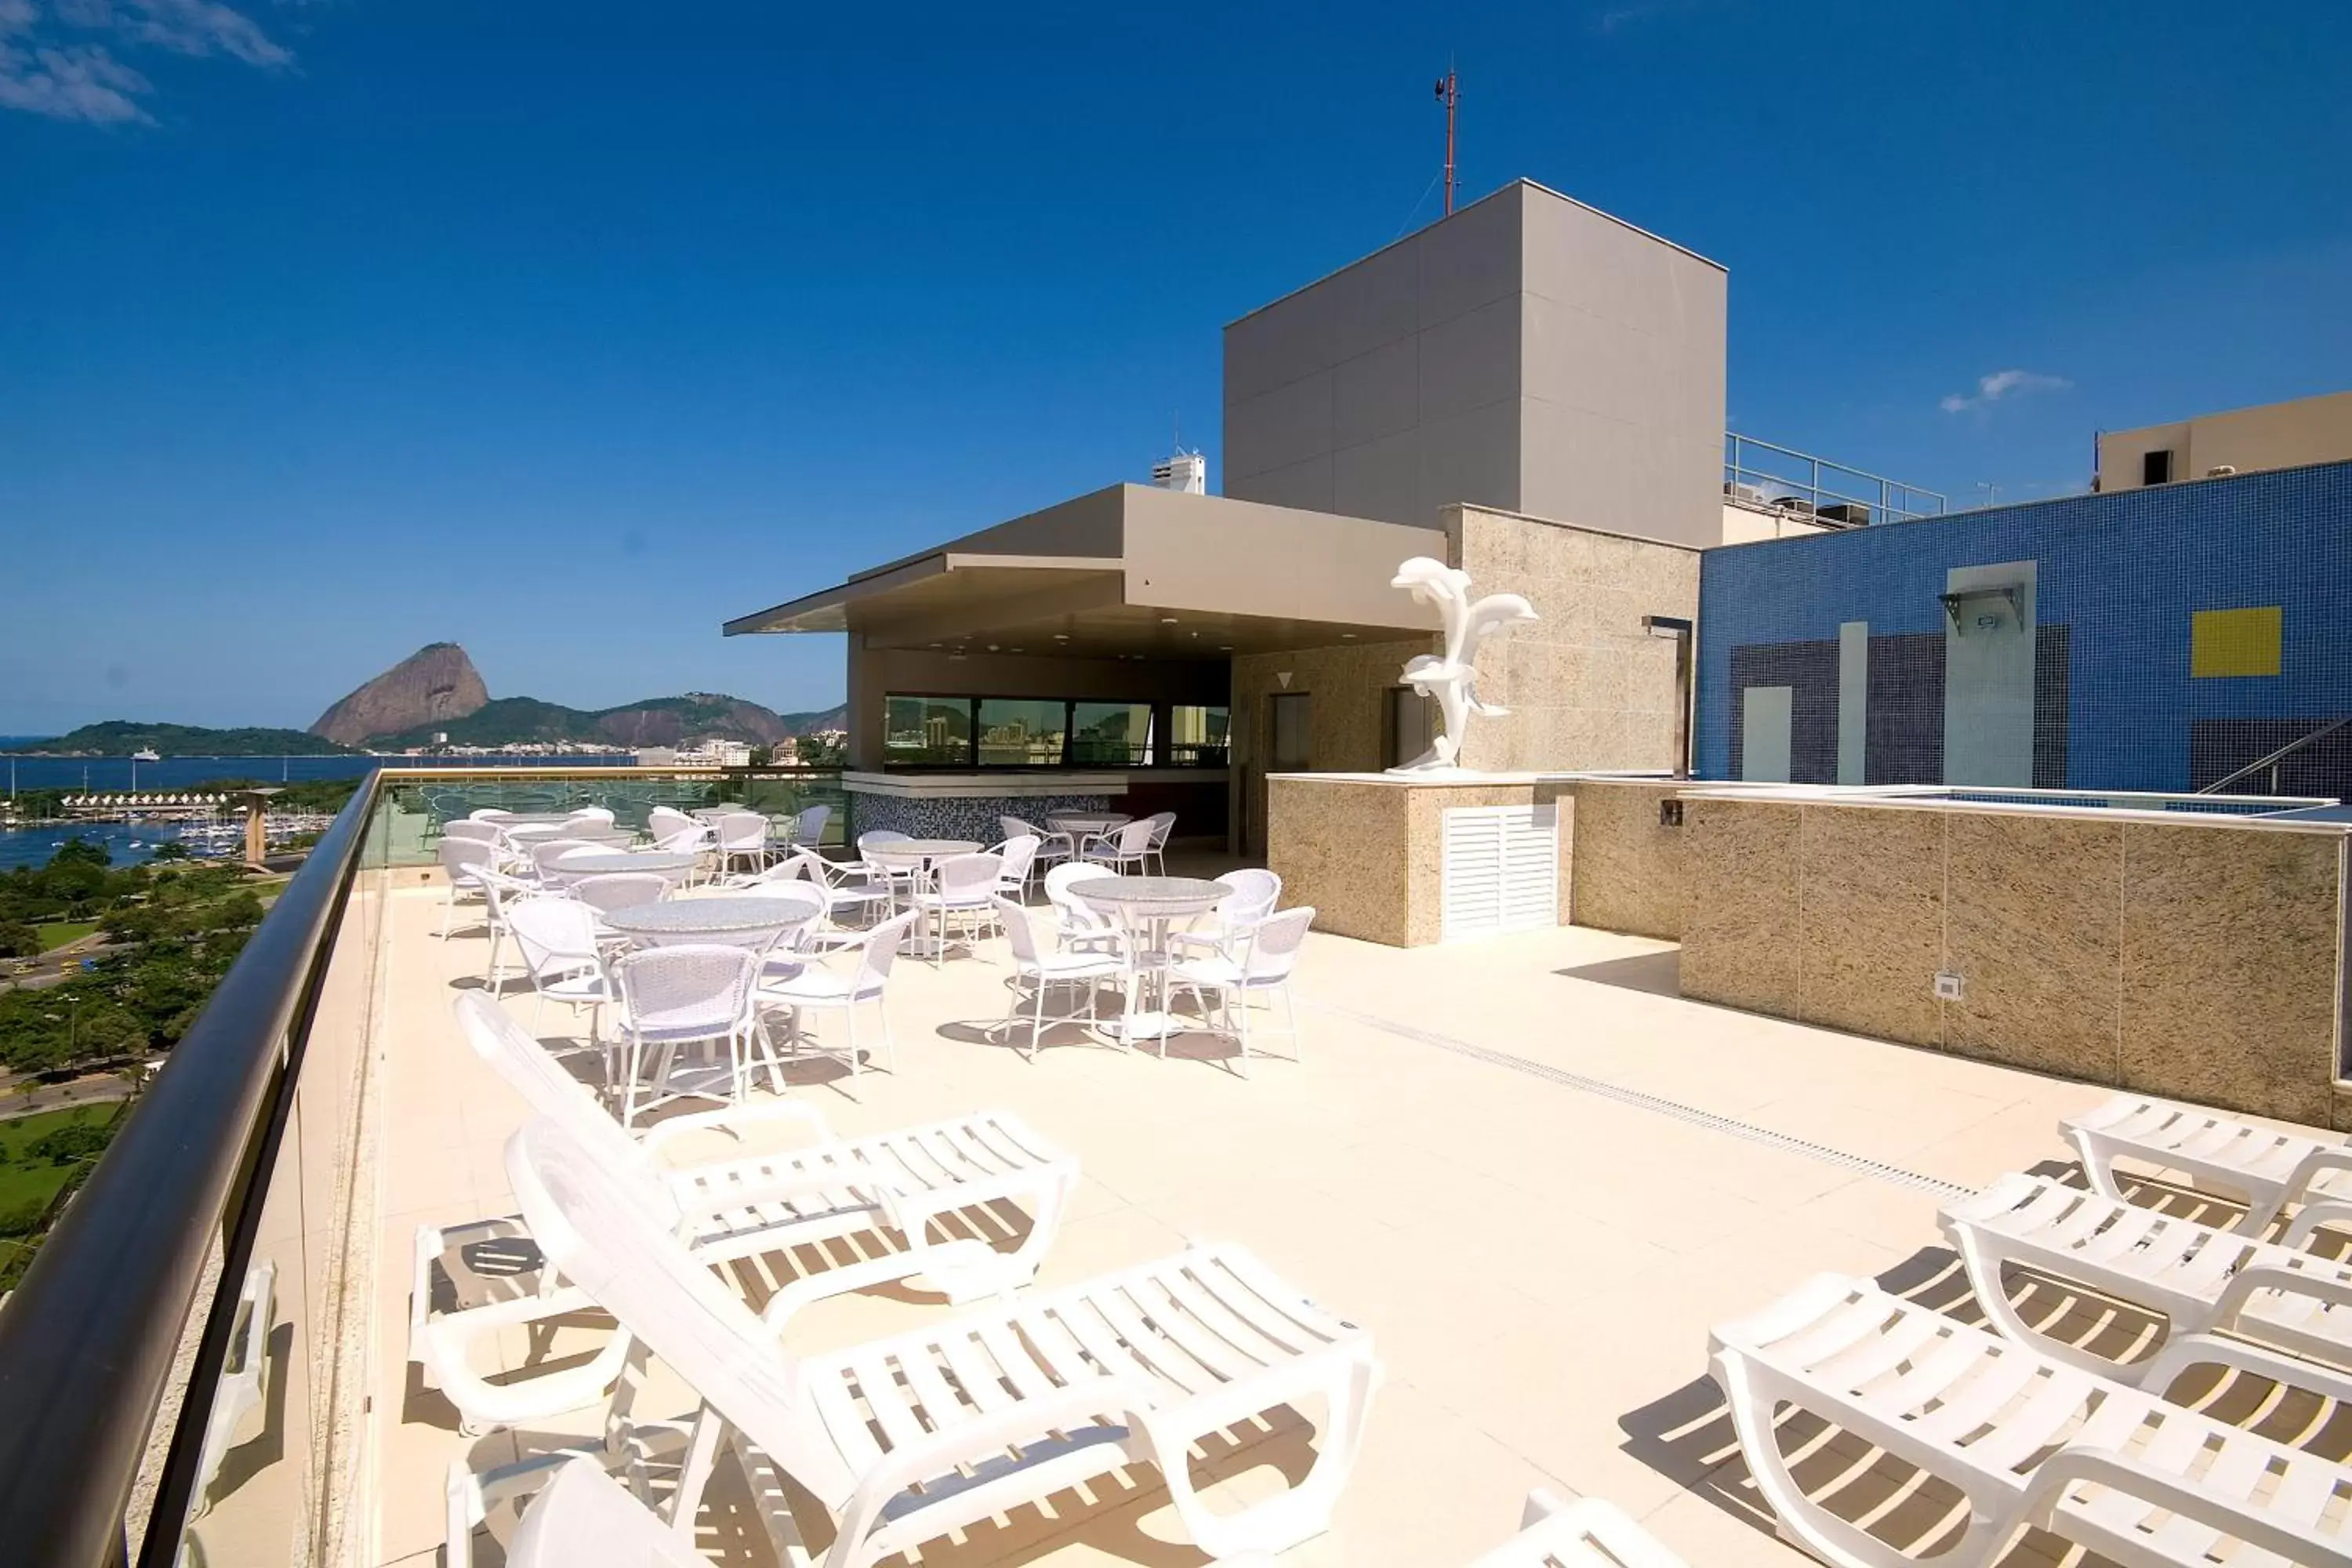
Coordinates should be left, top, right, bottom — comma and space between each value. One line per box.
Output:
1385, 686, 1433, 769
1244, 692, 1313, 858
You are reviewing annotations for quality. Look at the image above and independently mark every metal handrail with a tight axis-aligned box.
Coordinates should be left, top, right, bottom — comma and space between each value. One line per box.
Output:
2197, 716, 2352, 796
0, 767, 387, 1568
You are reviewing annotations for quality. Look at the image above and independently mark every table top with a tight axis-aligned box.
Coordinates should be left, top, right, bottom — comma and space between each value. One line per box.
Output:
1068, 875, 1227, 909
1047, 812, 1131, 831
601, 896, 818, 935
871, 838, 983, 858
556, 850, 697, 876
485, 812, 582, 826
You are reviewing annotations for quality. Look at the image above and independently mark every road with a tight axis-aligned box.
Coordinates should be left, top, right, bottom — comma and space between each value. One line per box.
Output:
0, 1069, 136, 1121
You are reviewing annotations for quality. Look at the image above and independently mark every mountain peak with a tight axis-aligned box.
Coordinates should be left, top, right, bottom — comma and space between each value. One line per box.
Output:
311, 644, 491, 746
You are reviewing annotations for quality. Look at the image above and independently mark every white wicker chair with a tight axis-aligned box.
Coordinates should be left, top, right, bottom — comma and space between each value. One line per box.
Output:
1043, 862, 1122, 956
608, 944, 768, 1128
1076, 817, 1154, 875
1000, 813, 1071, 878
909, 851, 1004, 966
712, 811, 771, 877
1168, 906, 1315, 1072
991, 896, 1123, 1060
437, 837, 503, 940
506, 898, 615, 1047
1142, 809, 1178, 875
754, 910, 919, 1078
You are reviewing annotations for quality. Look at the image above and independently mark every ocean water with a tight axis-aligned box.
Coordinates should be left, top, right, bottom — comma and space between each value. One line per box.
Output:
0, 820, 195, 872
0, 750, 640, 872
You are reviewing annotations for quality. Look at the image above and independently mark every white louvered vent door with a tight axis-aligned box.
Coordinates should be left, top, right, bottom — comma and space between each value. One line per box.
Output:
1440, 804, 1559, 941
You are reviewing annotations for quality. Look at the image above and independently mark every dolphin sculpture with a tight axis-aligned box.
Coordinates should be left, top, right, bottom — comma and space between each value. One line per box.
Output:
1387, 556, 1539, 772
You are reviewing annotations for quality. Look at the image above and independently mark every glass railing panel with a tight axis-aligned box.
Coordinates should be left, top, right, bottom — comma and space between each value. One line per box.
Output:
380, 767, 847, 864
158, 778, 394, 1567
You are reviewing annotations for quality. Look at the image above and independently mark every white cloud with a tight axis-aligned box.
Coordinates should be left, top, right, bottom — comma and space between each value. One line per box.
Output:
0, 40, 152, 122
0, 0, 287, 124
1940, 368, 2071, 414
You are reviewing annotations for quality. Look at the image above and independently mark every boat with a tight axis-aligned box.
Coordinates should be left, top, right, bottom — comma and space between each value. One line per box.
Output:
132, 747, 161, 762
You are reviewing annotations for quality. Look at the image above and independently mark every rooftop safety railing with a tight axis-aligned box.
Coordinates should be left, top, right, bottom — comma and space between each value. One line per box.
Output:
0, 764, 841, 1568
1724, 433, 1947, 527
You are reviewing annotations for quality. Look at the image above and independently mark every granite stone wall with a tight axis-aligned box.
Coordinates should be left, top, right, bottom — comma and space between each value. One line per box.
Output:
1679, 795, 2350, 1125
1269, 775, 1574, 947
1558, 779, 1689, 939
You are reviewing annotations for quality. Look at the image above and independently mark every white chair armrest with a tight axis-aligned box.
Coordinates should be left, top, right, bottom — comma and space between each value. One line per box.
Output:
2020, 1441, 2336, 1564
638, 1098, 836, 1160
757, 1239, 1006, 1334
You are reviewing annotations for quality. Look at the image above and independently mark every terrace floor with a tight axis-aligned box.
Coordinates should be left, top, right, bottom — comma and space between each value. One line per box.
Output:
341, 862, 2285, 1568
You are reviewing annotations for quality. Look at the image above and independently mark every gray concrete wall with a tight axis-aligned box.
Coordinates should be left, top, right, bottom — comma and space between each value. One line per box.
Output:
1225, 185, 1526, 525
1223, 180, 1727, 550
1519, 190, 1727, 548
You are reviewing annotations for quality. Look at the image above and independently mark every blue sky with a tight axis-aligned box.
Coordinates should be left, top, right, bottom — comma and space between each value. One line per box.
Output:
2, 0, 2346, 734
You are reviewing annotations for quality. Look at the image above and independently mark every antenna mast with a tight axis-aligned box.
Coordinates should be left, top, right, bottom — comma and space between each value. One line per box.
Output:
1434, 67, 1459, 215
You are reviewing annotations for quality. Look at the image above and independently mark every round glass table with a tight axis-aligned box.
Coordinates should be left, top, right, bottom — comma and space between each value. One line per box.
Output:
554, 850, 697, 878
1069, 875, 1228, 1045
600, 895, 818, 949
1046, 812, 1131, 837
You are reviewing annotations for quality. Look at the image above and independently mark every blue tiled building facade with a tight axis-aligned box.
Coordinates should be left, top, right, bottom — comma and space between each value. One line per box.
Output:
1695, 461, 2352, 793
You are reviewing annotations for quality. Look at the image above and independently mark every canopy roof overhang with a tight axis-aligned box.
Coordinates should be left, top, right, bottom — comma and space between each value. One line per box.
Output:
724, 484, 1445, 661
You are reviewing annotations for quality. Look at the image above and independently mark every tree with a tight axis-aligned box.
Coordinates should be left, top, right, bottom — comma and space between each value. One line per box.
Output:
0, 922, 38, 960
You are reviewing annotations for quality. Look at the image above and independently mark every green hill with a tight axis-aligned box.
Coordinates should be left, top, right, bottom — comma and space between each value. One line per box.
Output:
365, 693, 833, 750
4, 722, 358, 757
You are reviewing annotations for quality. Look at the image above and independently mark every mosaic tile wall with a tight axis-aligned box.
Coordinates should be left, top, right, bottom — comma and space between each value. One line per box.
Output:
1697, 460, 2352, 792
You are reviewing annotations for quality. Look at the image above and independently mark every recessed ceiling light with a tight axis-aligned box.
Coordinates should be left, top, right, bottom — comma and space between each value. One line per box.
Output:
1160, 617, 1178, 625
1218, 644, 1233, 651
1341, 633, 1356, 640
1011, 647, 1024, 652
928, 642, 942, 648
986, 644, 999, 652
1052, 633, 1069, 641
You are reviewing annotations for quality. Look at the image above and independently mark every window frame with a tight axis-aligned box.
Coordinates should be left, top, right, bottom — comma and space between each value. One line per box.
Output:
876, 694, 1235, 772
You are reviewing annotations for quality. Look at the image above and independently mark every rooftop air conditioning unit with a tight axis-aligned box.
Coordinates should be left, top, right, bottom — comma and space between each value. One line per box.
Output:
1151, 451, 1206, 495
1724, 481, 1768, 504
1817, 502, 1872, 526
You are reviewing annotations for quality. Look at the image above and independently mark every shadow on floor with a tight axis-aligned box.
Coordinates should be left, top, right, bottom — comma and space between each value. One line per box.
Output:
1552, 949, 1681, 996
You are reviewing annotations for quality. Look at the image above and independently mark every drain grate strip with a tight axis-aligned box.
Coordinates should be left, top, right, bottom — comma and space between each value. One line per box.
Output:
1306, 999, 1973, 1199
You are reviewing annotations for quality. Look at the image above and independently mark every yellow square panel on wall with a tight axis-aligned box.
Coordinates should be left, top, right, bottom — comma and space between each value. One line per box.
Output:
2190, 605, 2282, 677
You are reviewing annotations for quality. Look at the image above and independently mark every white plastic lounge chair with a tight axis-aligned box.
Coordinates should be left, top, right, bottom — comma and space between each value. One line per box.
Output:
2064, 1094, 2352, 1237
188, 1259, 275, 1516
992, 895, 1123, 1059
503, 1459, 705, 1568
1939, 1171, 2352, 1400
413, 993, 1079, 1435
791, 802, 831, 850
1170, 906, 1314, 1072
456, 1114, 1380, 1568
442, 818, 503, 844
1463, 1490, 1688, 1568
1710, 1272, 2352, 1568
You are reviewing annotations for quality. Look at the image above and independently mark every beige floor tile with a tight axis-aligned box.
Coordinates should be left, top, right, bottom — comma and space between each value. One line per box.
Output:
350, 880, 2325, 1566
